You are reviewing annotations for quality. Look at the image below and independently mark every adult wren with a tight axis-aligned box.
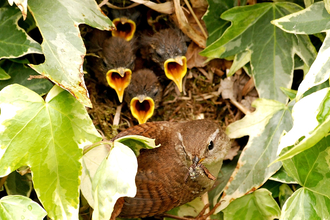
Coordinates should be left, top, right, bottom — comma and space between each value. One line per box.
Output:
87, 29, 136, 102
141, 28, 188, 92
124, 69, 162, 124
110, 120, 231, 219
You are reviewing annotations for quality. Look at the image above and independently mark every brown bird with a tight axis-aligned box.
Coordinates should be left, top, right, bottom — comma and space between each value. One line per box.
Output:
124, 69, 162, 124
142, 28, 188, 92
110, 8, 140, 42
87, 30, 136, 102
110, 120, 231, 219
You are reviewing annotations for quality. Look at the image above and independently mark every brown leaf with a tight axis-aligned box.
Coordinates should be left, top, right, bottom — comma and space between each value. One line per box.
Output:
186, 42, 208, 69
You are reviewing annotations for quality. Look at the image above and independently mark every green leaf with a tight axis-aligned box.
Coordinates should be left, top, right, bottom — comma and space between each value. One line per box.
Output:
272, 1, 330, 34
0, 195, 47, 220
281, 188, 330, 219
92, 142, 137, 220
222, 189, 281, 220
115, 135, 159, 156
203, 0, 235, 46
0, 60, 53, 95
262, 180, 282, 198
0, 6, 41, 59
325, 0, 330, 14
201, 2, 317, 103
165, 197, 205, 220
217, 99, 292, 211
227, 50, 251, 77
276, 88, 330, 161
0, 67, 10, 80
0, 84, 101, 219
4, 171, 32, 197
282, 135, 330, 198
278, 184, 293, 208
270, 167, 297, 184
280, 88, 297, 100
27, 0, 114, 107
8, 0, 28, 20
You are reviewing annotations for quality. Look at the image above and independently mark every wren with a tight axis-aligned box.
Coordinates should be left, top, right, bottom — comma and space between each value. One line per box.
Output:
110, 120, 231, 219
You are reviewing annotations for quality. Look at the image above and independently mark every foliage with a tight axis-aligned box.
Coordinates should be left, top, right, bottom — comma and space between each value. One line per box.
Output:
1, 0, 330, 219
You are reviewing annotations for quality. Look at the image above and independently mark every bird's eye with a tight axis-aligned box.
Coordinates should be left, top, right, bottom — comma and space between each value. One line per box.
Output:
208, 141, 214, 151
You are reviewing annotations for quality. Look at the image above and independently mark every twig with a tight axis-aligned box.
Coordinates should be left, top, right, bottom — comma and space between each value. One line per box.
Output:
183, 0, 208, 39
113, 104, 122, 126
229, 98, 251, 115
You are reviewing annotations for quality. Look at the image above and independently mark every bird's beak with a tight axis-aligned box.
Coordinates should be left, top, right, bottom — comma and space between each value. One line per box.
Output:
130, 95, 155, 124
192, 155, 204, 166
164, 56, 187, 92
106, 68, 132, 103
112, 17, 136, 41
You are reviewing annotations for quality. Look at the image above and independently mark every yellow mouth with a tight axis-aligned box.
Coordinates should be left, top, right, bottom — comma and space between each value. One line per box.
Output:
106, 68, 132, 102
112, 18, 136, 41
164, 56, 187, 92
130, 96, 155, 124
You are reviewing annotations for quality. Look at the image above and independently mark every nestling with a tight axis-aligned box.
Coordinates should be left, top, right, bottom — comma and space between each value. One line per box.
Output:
124, 69, 162, 124
110, 120, 231, 219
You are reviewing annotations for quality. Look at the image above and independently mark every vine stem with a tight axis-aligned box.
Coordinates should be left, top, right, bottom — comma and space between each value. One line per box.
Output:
83, 140, 114, 155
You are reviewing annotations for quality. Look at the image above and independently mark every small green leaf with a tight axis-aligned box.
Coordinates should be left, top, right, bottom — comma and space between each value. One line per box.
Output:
280, 87, 297, 100
278, 184, 293, 208
0, 67, 10, 80
165, 197, 204, 220
92, 142, 137, 220
0, 195, 47, 220
325, 0, 330, 14
227, 50, 251, 77
0, 6, 41, 59
276, 88, 330, 161
222, 189, 281, 220
115, 135, 159, 156
270, 167, 297, 184
281, 188, 330, 219
4, 171, 32, 197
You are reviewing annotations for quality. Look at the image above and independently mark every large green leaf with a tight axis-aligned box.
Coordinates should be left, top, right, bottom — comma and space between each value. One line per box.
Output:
217, 99, 293, 212
92, 142, 137, 220
4, 171, 32, 197
203, 0, 235, 46
281, 188, 330, 219
0, 6, 41, 59
222, 189, 281, 220
201, 2, 316, 103
0, 195, 47, 220
0, 84, 101, 219
27, 0, 114, 107
272, 2, 330, 101
0, 60, 53, 95
275, 88, 330, 161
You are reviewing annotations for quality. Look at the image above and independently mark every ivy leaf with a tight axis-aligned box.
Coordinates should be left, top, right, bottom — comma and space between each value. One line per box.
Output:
272, 2, 330, 101
115, 135, 159, 156
8, 0, 28, 20
201, 2, 316, 103
0, 84, 102, 219
0, 60, 53, 96
222, 189, 281, 220
216, 99, 293, 212
0, 195, 47, 219
281, 135, 330, 218
4, 171, 32, 197
27, 0, 114, 107
0, 6, 41, 59
92, 142, 137, 220
275, 88, 330, 161
269, 167, 296, 184
0, 67, 10, 80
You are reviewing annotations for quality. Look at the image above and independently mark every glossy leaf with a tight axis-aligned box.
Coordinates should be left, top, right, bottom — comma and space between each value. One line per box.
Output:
0, 6, 41, 59
227, 50, 251, 77
203, 0, 235, 46
201, 2, 316, 103
0, 67, 10, 80
276, 88, 330, 161
115, 135, 159, 156
92, 142, 137, 220
222, 189, 281, 220
270, 167, 296, 184
28, 0, 114, 107
8, 0, 28, 19
0, 84, 102, 219
0, 195, 47, 220
0, 60, 53, 95
281, 188, 330, 219
278, 184, 293, 208
165, 197, 204, 220
218, 99, 292, 212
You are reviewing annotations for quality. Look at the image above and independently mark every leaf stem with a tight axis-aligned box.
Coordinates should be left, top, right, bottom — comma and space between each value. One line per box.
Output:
83, 140, 113, 155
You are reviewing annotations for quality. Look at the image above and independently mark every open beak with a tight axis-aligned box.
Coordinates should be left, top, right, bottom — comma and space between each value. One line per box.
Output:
112, 17, 136, 41
106, 68, 132, 103
130, 95, 155, 124
164, 56, 187, 92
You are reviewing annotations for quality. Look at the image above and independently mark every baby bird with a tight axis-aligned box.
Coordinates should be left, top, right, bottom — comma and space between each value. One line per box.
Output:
142, 28, 188, 92
87, 29, 136, 102
124, 69, 162, 124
